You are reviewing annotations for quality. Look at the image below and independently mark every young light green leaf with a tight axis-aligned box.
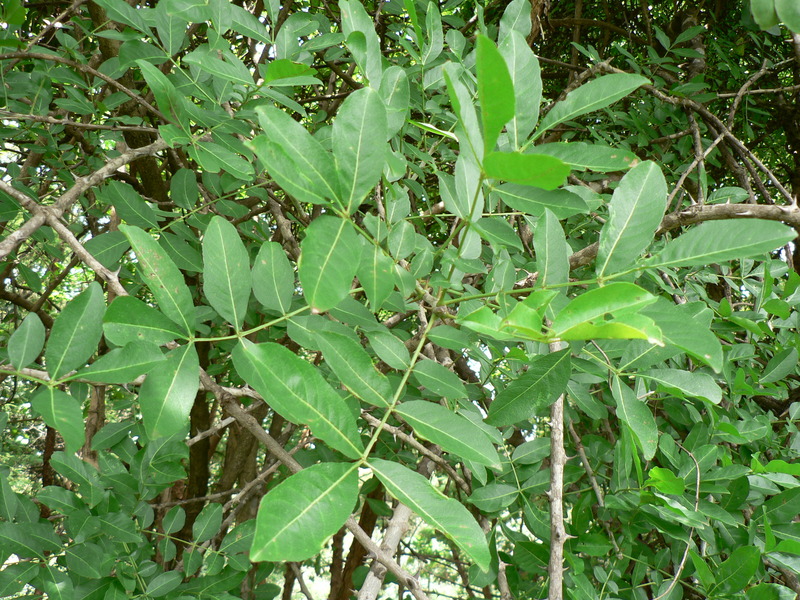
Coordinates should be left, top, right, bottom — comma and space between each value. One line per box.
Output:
30, 388, 84, 453
251, 463, 358, 562
333, 87, 388, 213
8, 312, 45, 370
530, 142, 639, 172
252, 240, 294, 314
138, 343, 199, 440
298, 216, 361, 312
120, 224, 195, 335
597, 161, 667, 278
46, 282, 105, 379
412, 358, 468, 399
251, 106, 339, 206
761, 347, 798, 384
499, 30, 541, 148
317, 331, 392, 408
232, 340, 364, 459
611, 375, 657, 460
496, 184, 588, 219
476, 34, 514, 153
535, 209, 569, 289
641, 369, 722, 404
483, 151, 569, 189
202, 216, 251, 329
713, 547, 761, 595
103, 296, 187, 346
551, 282, 657, 337
555, 313, 662, 343
73, 342, 165, 384
535, 73, 650, 139
370, 458, 490, 570
395, 401, 501, 468
486, 349, 571, 426
647, 220, 794, 269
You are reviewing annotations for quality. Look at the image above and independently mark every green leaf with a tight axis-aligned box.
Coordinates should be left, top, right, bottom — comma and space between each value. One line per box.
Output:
84, 231, 129, 268
170, 168, 198, 209
645, 467, 685, 495
298, 216, 361, 312
0, 469, 18, 521
99, 181, 159, 229
499, 31, 541, 148
476, 34, 514, 153
747, 584, 798, 600
642, 300, 723, 372
535, 73, 650, 139
370, 458, 490, 570
46, 282, 105, 379
202, 216, 251, 329
535, 209, 569, 289
73, 342, 165, 384
250, 106, 338, 206
551, 283, 657, 339
486, 349, 571, 426
138, 343, 199, 440
380, 66, 410, 138
496, 184, 588, 219
333, 87, 388, 213
232, 341, 364, 459
356, 243, 395, 310
647, 220, 795, 269
366, 330, 410, 370
751, 0, 780, 29
713, 546, 761, 595
775, 0, 800, 32
317, 331, 392, 408
395, 401, 501, 468
596, 161, 667, 278
611, 375, 657, 460
120, 224, 195, 335
421, 2, 443, 65
146, 572, 183, 598
340, 0, 382, 85
530, 142, 639, 172
484, 152, 569, 189
689, 549, 716, 590
191, 141, 253, 181
30, 388, 84, 453
162, 506, 185, 535
8, 312, 45, 370
468, 483, 518, 512
184, 44, 252, 85
252, 240, 294, 313
641, 369, 722, 404
154, 3, 186, 55
761, 347, 798, 384
193, 503, 222, 542
251, 463, 358, 562
103, 296, 187, 346
473, 217, 524, 251
412, 358, 468, 399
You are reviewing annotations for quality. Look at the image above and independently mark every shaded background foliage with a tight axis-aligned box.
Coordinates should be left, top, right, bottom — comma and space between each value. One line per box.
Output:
1, 1, 800, 600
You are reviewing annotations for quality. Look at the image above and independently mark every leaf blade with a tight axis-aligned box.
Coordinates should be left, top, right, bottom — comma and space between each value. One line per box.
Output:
202, 216, 251, 329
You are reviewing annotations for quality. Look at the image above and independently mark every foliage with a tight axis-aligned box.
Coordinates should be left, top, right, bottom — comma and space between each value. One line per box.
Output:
1, 1, 800, 600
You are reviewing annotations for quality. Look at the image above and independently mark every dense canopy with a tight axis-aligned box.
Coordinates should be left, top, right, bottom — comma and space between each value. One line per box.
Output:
1, 1, 800, 600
